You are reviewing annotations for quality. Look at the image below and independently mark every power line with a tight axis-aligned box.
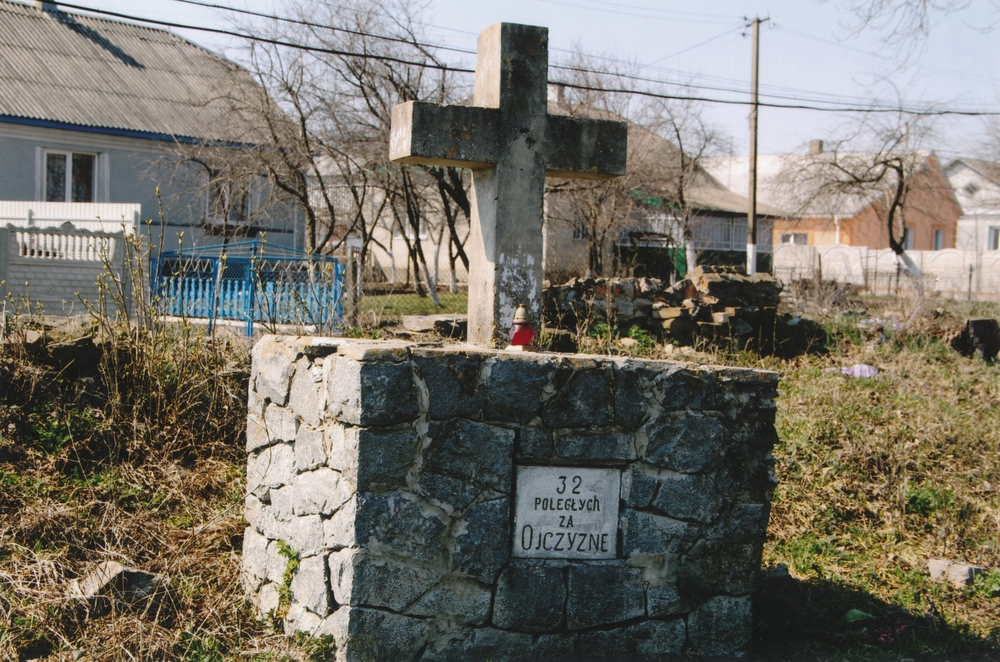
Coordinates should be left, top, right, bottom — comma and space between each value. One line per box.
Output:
54, 2, 1000, 117
644, 26, 743, 66
170, 0, 478, 56
54, 1, 477, 73
550, 80, 1000, 116
168, 0, 964, 114
534, 0, 740, 25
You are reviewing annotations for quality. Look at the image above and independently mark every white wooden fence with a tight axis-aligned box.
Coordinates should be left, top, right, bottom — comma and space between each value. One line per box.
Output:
773, 244, 1000, 300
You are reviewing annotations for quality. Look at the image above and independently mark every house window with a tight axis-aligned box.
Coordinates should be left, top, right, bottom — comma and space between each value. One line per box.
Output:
779, 232, 808, 246
933, 228, 944, 251
964, 182, 980, 196
44, 150, 96, 202
902, 226, 915, 250
989, 227, 1000, 251
572, 222, 589, 241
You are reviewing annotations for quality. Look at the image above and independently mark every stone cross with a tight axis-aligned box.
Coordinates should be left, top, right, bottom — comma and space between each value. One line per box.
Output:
389, 22, 627, 347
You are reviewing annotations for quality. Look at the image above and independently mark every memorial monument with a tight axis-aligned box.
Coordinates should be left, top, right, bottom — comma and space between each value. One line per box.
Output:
242, 21, 780, 661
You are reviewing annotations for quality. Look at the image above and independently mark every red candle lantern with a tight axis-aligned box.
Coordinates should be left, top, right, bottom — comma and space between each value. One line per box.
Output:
508, 304, 536, 347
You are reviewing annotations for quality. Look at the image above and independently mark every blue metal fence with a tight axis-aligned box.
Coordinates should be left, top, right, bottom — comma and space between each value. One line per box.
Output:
151, 241, 345, 335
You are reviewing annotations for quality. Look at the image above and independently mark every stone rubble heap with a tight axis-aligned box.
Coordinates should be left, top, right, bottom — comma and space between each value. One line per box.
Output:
243, 335, 779, 661
544, 266, 782, 349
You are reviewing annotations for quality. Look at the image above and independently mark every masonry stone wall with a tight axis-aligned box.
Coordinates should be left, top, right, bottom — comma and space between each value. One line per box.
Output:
242, 336, 779, 661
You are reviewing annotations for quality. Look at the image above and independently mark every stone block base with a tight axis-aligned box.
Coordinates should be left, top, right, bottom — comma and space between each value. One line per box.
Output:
242, 337, 778, 660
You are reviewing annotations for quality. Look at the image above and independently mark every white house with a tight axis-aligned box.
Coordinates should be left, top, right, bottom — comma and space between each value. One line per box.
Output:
945, 158, 1000, 252
0, 0, 298, 250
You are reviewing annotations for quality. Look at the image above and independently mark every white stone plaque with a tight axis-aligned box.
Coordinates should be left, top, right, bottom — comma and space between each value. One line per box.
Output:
512, 466, 621, 559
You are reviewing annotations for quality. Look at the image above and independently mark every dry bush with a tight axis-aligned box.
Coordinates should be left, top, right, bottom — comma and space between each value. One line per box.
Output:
0, 238, 330, 660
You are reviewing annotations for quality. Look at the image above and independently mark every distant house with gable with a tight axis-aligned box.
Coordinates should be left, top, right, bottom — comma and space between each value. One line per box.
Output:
543, 89, 780, 281
702, 142, 960, 252
945, 158, 1000, 252
0, 0, 297, 249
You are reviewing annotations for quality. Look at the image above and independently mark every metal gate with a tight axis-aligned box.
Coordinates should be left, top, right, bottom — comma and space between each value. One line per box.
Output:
151, 241, 345, 335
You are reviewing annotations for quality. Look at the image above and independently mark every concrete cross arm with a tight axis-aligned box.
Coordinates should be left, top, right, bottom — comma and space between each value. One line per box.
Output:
545, 114, 627, 180
390, 101, 499, 169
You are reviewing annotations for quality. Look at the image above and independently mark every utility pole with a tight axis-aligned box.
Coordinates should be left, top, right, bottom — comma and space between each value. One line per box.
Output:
746, 16, 766, 275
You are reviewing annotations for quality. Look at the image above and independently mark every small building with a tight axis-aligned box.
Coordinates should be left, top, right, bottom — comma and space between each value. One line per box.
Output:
702, 146, 960, 252
945, 158, 1000, 252
0, 0, 297, 250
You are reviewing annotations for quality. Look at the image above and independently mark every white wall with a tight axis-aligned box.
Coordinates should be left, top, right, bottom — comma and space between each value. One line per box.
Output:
0, 226, 127, 316
773, 243, 1000, 299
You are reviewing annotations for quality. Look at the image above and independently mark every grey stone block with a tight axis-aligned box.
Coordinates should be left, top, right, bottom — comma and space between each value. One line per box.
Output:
705, 503, 771, 544
493, 564, 565, 632
413, 352, 483, 419
289, 468, 349, 517
622, 464, 658, 508
646, 581, 685, 617
644, 412, 727, 473
327, 357, 421, 427
681, 542, 762, 595
650, 473, 724, 523
542, 366, 613, 427
517, 425, 552, 459
614, 364, 650, 430
651, 367, 717, 412
246, 413, 271, 452
329, 549, 440, 612
282, 514, 326, 558
291, 553, 331, 616
420, 627, 533, 662
622, 509, 691, 557
241, 526, 269, 593
248, 443, 296, 495
406, 576, 491, 626
264, 404, 298, 443
554, 429, 634, 462
418, 472, 481, 511
566, 565, 645, 630
687, 595, 752, 657
289, 357, 323, 426
256, 582, 281, 619
355, 426, 421, 492
451, 499, 510, 584
576, 619, 686, 661
252, 338, 299, 405
424, 419, 514, 494
294, 425, 327, 472
319, 606, 429, 662
352, 493, 448, 563
531, 633, 579, 660
482, 357, 550, 423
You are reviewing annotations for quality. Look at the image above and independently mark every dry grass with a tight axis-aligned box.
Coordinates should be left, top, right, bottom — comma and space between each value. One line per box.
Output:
3, 284, 1000, 660
0, 313, 329, 661
724, 296, 1000, 660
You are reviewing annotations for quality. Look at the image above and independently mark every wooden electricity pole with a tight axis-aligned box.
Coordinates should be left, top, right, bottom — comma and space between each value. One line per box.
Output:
746, 16, 766, 275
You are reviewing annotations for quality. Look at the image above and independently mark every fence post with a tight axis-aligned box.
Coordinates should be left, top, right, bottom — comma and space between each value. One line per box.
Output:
342, 248, 358, 328
0, 226, 9, 306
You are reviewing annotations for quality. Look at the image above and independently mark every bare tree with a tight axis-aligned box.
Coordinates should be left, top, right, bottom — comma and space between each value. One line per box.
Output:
842, 0, 998, 58
166, 0, 476, 309
773, 111, 947, 283
546, 55, 730, 277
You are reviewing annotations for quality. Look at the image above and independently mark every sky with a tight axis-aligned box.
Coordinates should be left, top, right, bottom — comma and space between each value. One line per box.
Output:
56, 0, 1000, 161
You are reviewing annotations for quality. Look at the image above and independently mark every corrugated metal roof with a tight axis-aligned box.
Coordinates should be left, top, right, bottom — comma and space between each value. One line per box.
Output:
702, 151, 933, 218
0, 0, 261, 142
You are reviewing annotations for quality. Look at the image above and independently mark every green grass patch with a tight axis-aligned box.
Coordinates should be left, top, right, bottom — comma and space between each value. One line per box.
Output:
358, 292, 467, 317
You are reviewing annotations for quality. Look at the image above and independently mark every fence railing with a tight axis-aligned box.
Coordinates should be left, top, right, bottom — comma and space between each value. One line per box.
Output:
151, 241, 346, 335
13, 229, 116, 262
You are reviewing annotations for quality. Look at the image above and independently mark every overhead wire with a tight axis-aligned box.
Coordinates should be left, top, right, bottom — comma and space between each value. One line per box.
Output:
164, 0, 969, 113
56, 1, 1000, 117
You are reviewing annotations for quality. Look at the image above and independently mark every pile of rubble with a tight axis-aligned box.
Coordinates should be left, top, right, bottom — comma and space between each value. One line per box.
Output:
543, 266, 782, 349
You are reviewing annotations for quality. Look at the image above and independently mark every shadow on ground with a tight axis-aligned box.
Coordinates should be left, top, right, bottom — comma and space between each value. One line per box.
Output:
752, 567, 1000, 661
